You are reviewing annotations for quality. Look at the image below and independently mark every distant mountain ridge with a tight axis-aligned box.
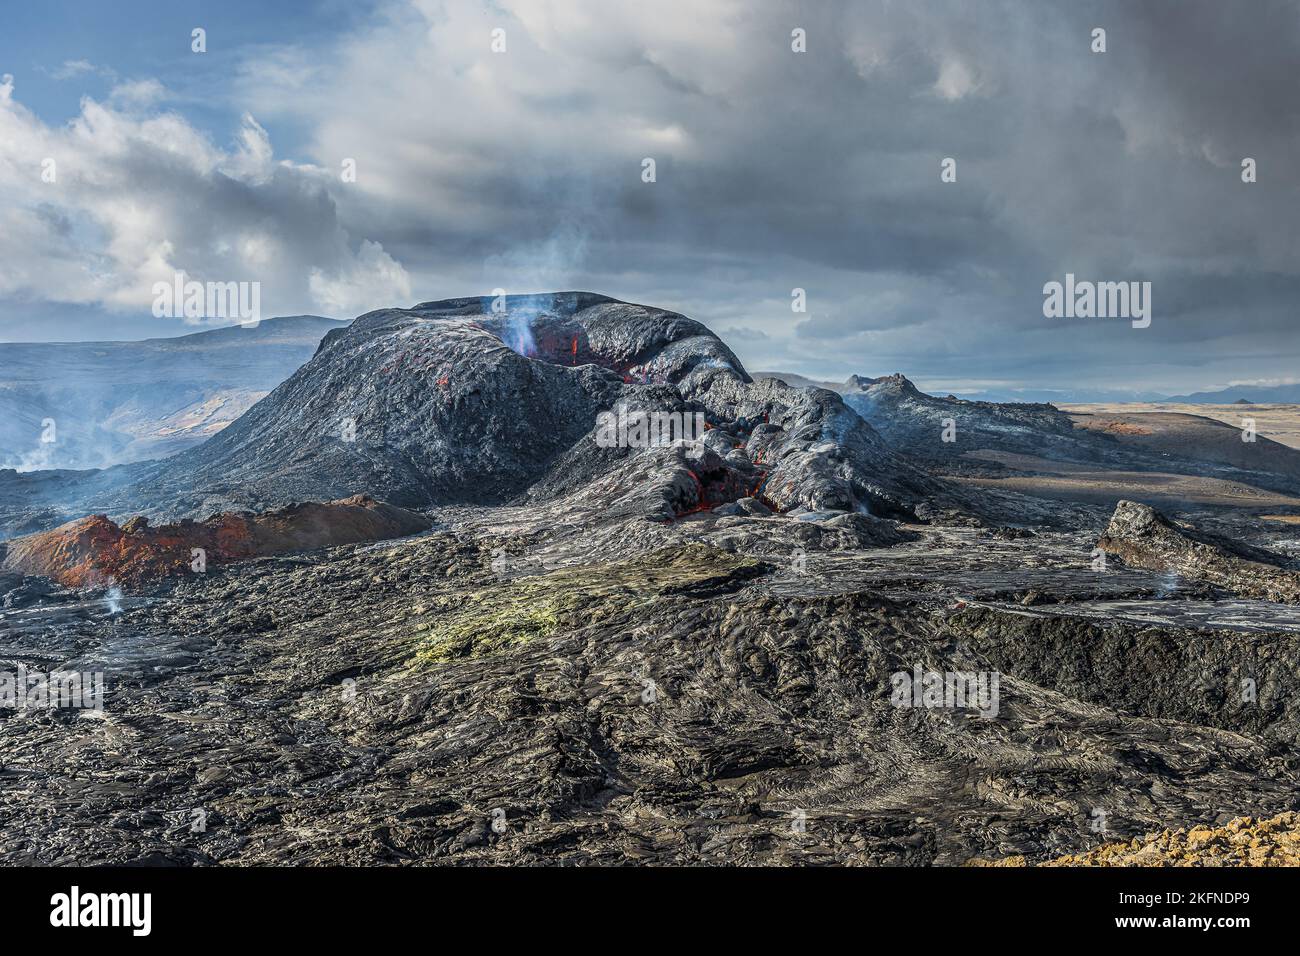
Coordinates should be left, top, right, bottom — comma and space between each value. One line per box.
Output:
1165, 384, 1300, 404
0, 315, 344, 470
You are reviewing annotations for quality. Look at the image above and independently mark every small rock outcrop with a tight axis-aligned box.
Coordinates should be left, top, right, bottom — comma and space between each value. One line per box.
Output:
1096, 499, 1300, 603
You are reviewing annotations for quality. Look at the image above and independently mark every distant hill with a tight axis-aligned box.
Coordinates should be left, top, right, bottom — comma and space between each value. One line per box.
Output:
0, 316, 344, 470
1165, 384, 1300, 404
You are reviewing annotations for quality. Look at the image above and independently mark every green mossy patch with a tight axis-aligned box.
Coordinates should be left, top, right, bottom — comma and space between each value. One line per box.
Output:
414, 543, 766, 664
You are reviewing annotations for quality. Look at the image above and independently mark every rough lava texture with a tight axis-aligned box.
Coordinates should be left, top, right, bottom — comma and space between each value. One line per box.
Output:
1097, 500, 1300, 603
6, 519, 1300, 866
0, 495, 430, 589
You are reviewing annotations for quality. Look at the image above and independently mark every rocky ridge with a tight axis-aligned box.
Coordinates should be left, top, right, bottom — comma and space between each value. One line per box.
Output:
834, 373, 1300, 498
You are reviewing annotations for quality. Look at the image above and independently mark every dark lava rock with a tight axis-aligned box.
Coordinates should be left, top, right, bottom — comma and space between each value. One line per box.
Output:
838, 374, 1300, 499
0, 570, 63, 609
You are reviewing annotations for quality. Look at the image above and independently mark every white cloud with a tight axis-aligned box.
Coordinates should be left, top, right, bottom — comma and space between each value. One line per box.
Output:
108, 78, 168, 108
309, 239, 411, 316
220, 113, 275, 184
51, 60, 99, 81
932, 56, 979, 100
0, 75, 409, 322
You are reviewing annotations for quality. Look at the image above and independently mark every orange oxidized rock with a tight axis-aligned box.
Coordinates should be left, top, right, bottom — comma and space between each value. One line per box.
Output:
0, 496, 430, 590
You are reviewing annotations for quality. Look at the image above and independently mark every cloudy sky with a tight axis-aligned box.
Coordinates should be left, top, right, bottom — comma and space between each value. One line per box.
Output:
1, 0, 1297, 396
